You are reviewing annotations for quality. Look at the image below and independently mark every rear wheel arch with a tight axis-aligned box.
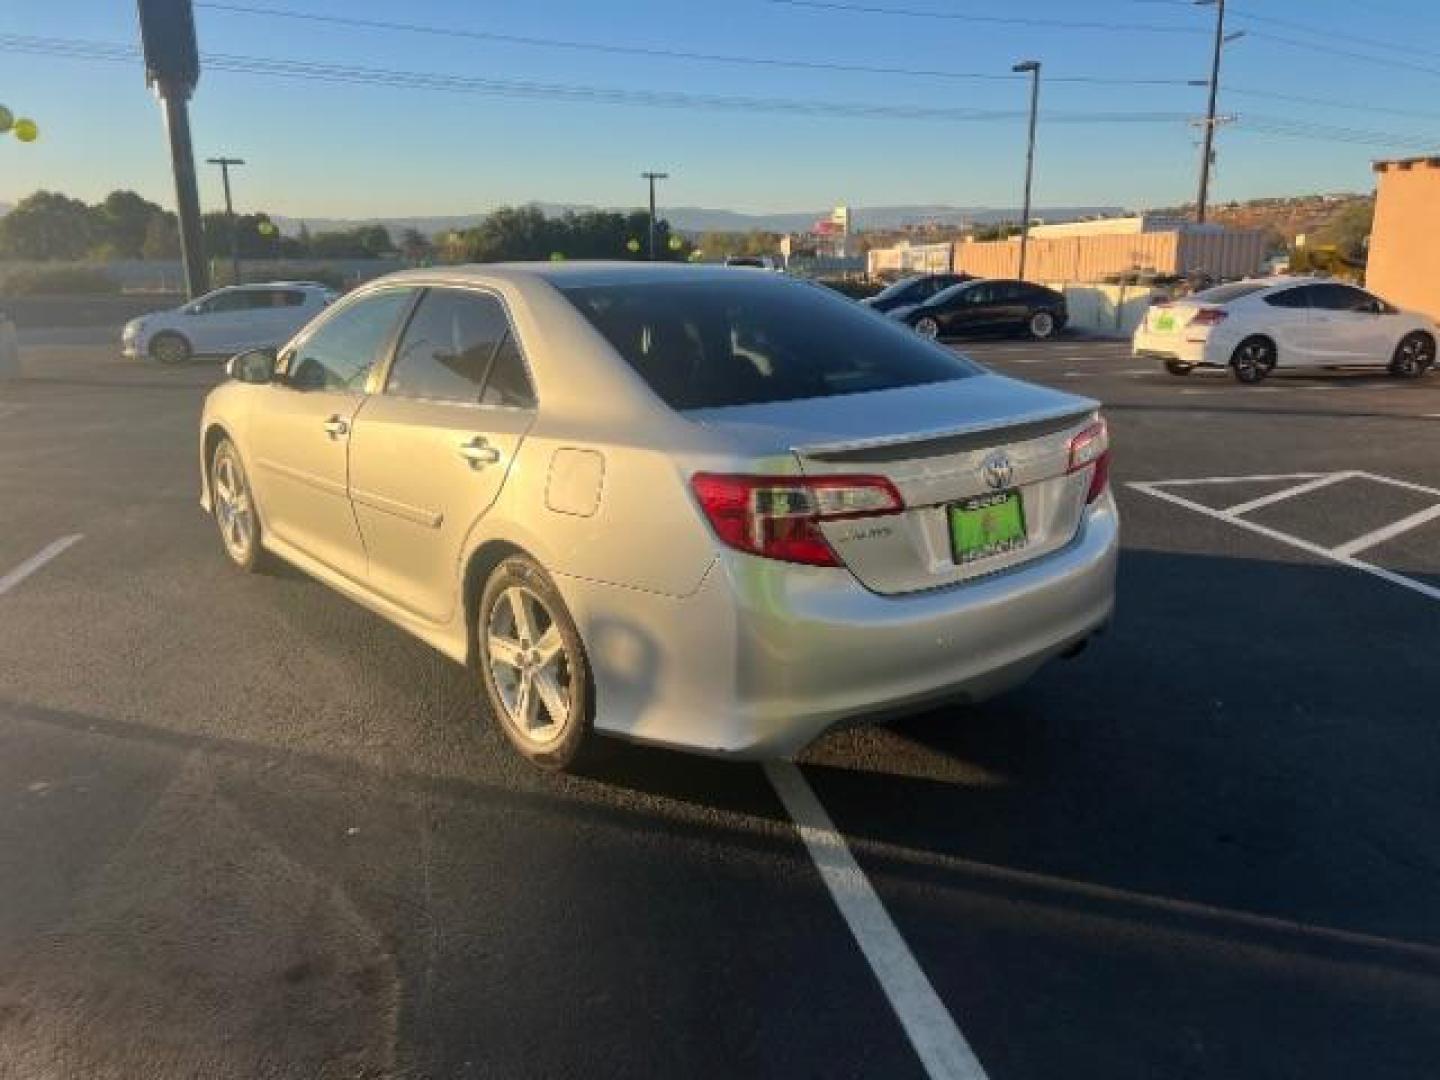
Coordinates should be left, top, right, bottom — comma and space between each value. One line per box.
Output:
463, 539, 531, 668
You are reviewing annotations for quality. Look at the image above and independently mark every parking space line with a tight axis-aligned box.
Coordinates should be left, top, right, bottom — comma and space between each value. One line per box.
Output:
1131, 482, 1440, 604
765, 762, 988, 1080
1224, 471, 1359, 516
1351, 470, 1440, 500
0, 534, 84, 596
1148, 472, 1324, 486
1332, 502, 1440, 558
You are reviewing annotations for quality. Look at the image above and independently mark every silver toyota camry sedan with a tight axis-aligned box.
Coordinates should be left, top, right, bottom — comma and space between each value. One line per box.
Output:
200, 263, 1118, 769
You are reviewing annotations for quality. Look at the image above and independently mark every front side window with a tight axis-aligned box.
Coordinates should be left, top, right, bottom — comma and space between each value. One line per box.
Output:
287, 289, 414, 392
562, 277, 980, 410
387, 289, 511, 403
196, 289, 249, 315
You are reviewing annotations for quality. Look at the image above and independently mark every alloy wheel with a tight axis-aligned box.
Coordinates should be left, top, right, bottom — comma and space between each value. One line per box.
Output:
915, 316, 940, 340
1393, 333, 1435, 377
485, 585, 574, 747
1030, 311, 1056, 339
1232, 339, 1275, 384
212, 447, 255, 564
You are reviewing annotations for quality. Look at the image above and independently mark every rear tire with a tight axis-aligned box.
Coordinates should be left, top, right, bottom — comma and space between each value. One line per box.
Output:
149, 332, 192, 365
1164, 361, 1194, 376
913, 315, 940, 340
477, 556, 594, 772
1390, 331, 1435, 378
1027, 310, 1058, 340
1230, 336, 1276, 384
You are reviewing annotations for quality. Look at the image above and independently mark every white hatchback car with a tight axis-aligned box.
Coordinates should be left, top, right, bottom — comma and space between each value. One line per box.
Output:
123, 282, 337, 364
1133, 278, 1438, 383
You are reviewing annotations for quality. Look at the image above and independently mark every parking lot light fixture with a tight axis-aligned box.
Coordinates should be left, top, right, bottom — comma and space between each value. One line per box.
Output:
1011, 60, 1041, 281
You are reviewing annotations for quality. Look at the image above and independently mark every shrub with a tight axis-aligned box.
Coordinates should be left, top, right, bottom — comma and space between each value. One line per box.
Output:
0, 266, 122, 296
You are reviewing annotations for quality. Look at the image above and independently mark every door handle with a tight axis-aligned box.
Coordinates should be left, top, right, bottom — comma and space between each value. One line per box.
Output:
458, 436, 501, 467
323, 415, 349, 438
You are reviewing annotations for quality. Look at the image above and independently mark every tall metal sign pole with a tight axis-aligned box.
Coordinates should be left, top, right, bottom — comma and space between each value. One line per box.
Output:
137, 0, 208, 298
207, 157, 246, 285
641, 171, 669, 261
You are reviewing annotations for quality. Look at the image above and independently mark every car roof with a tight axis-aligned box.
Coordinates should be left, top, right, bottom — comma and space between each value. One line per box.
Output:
370, 261, 795, 290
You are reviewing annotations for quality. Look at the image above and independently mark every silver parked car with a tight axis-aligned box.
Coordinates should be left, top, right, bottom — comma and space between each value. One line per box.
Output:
200, 263, 1118, 769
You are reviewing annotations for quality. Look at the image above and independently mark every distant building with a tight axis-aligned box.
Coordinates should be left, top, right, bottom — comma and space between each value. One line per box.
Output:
1367, 156, 1440, 320
782, 203, 852, 261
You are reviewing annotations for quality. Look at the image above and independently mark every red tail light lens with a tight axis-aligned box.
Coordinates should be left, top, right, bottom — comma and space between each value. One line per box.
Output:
1067, 419, 1111, 504
1189, 307, 1227, 326
690, 473, 904, 566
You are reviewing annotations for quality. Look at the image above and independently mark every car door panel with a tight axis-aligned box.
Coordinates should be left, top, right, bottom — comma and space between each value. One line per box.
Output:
348, 397, 533, 622
346, 288, 536, 623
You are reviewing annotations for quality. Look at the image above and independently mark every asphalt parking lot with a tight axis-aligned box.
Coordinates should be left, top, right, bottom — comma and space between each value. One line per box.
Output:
1, 332, 1438, 1079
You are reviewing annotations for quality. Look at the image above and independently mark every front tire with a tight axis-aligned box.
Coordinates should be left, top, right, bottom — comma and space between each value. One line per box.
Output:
478, 556, 593, 771
149, 332, 192, 365
913, 315, 940, 340
210, 437, 268, 573
1027, 310, 1058, 340
1231, 336, 1276, 384
1390, 331, 1435, 378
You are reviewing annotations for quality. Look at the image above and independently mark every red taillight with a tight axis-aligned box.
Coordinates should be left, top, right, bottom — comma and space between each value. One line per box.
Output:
1068, 419, 1111, 504
690, 473, 904, 566
1189, 307, 1227, 326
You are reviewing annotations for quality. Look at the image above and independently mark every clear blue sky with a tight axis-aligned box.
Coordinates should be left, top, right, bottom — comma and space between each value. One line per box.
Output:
3, 0, 1439, 219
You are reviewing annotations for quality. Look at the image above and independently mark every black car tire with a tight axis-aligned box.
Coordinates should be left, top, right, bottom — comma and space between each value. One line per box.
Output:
1231, 336, 1277, 384
149, 332, 193, 365
1027, 310, 1058, 340
1390, 331, 1435, 378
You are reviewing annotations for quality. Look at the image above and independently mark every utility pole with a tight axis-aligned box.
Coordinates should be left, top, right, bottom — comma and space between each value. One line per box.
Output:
641, 171, 669, 260
207, 157, 245, 286
1194, 0, 1243, 223
1012, 60, 1041, 281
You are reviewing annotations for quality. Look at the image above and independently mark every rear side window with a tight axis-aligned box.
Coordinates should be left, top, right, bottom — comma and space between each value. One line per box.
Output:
561, 278, 980, 410
1194, 282, 1268, 305
1263, 287, 1313, 310
387, 289, 511, 403
480, 335, 536, 409
1309, 284, 1379, 312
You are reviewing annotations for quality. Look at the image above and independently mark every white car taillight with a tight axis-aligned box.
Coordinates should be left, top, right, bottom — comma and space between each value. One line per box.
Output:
1067, 419, 1111, 504
691, 473, 904, 566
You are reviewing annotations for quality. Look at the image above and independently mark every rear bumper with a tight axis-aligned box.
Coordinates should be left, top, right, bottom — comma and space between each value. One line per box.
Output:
560, 494, 1119, 758
1133, 328, 1225, 367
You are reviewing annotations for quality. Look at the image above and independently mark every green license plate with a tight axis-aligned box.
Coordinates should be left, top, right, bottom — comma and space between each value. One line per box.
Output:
1155, 313, 1176, 332
949, 491, 1028, 565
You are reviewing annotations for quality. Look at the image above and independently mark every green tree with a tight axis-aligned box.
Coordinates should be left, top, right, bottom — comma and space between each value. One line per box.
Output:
1314, 199, 1374, 262
0, 191, 94, 260
140, 212, 180, 259
399, 227, 434, 263
90, 190, 165, 259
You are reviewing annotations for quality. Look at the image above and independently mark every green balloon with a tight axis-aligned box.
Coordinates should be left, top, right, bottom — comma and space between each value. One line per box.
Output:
549, 251, 566, 262
13, 118, 37, 143
626, 238, 641, 253
668, 235, 683, 251
257, 220, 277, 236
0, 106, 12, 134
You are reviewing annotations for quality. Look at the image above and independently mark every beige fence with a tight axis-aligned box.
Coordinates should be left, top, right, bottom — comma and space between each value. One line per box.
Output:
952, 229, 1266, 282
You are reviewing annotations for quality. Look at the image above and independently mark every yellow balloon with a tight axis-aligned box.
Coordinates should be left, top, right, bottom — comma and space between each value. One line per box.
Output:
668, 235, 683, 251
625, 238, 641, 253
257, 220, 276, 236
0, 106, 12, 133
13, 118, 38, 143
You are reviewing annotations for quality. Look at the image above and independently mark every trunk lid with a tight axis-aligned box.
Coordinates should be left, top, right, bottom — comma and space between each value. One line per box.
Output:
1144, 302, 1212, 335
685, 374, 1099, 594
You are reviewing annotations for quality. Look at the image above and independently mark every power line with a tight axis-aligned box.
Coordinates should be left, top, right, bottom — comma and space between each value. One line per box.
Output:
1227, 6, 1428, 58
759, 0, 1207, 33
194, 2, 1200, 86
1226, 86, 1440, 124
3, 32, 1436, 150
1245, 29, 1440, 79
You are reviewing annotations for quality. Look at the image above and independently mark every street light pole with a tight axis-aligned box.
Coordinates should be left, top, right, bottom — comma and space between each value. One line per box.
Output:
1012, 60, 1041, 281
207, 156, 245, 285
641, 171, 669, 260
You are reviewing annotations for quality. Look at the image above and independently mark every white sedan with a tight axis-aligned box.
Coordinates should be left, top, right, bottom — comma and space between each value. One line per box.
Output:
1133, 278, 1438, 383
123, 282, 337, 364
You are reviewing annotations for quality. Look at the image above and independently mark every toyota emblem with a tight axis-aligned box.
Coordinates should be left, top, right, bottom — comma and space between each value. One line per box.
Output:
981, 451, 1014, 491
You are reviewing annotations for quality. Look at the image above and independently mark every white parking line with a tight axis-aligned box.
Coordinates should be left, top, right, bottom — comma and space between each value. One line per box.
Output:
1132, 474, 1440, 604
1332, 503, 1440, 558
0, 534, 84, 596
1223, 471, 1358, 516
765, 762, 988, 1080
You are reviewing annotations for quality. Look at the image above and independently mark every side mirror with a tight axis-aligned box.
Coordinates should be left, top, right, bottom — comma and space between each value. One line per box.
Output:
227, 347, 278, 384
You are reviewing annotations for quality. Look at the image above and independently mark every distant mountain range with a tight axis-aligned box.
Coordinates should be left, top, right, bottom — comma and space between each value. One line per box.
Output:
265, 202, 1127, 238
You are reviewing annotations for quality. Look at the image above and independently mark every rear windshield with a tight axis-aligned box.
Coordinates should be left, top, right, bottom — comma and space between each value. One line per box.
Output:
560, 278, 981, 410
1191, 282, 1268, 305
871, 275, 922, 302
